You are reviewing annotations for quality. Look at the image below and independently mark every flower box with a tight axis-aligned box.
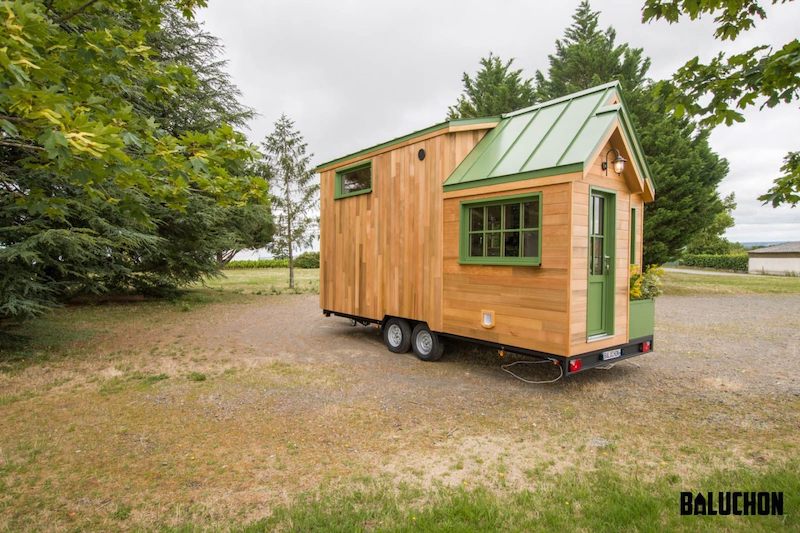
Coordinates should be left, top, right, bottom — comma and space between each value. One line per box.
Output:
629, 298, 655, 339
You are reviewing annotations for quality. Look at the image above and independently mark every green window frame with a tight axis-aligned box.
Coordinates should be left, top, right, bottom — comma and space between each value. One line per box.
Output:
630, 207, 637, 265
459, 192, 543, 266
334, 160, 372, 199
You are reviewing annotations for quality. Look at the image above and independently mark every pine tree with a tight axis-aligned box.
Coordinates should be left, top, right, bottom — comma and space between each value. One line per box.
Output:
448, 54, 536, 119
534, 1, 650, 98
0, 1, 269, 322
261, 115, 319, 289
535, 1, 729, 264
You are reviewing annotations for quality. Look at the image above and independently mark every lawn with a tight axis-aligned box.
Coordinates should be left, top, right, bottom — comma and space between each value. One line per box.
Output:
203, 267, 319, 294
1, 268, 798, 531
662, 270, 800, 295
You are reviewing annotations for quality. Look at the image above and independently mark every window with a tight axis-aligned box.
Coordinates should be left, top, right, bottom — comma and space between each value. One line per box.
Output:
459, 193, 542, 265
630, 208, 637, 265
335, 161, 372, 199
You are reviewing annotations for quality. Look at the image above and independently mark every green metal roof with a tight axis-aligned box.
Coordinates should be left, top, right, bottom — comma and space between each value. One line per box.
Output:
443, 81, 654, 193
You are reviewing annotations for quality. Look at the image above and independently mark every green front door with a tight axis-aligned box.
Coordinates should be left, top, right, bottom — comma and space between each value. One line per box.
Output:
587, 190, 616, 337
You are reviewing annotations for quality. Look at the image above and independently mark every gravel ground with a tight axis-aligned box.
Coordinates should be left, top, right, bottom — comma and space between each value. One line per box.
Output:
211, 293, 800, 396
2, 292, 799, 529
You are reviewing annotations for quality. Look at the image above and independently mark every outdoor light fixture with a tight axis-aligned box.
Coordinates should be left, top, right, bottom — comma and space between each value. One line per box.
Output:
601, 147, 627, 176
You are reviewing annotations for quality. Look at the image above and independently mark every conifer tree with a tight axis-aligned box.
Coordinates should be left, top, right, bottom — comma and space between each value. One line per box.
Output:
448, 54, 536, 118
534, 1, 730, 264
261, 115, 319, 289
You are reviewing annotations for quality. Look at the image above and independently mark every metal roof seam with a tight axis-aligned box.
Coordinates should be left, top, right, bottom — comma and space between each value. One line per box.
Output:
519, 99, 574, 172
485, 109, 541, 178
448, 119, 510, 185
501, 80, 620, 118
555, 87, 611, 167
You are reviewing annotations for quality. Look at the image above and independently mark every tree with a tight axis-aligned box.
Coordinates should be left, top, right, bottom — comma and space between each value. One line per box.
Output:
642, 0, 800, 207
143, 5, 273, 268
684, 193, 744, 254
0, 1, 268, 321
534, 1, 730, 264
534, 0, 650, 99
261, 115, 318, 289
448, 53, 536, 119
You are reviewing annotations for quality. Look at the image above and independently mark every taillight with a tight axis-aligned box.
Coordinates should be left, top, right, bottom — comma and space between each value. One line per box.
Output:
568, 359, 582, 373
640, 341, 651, 353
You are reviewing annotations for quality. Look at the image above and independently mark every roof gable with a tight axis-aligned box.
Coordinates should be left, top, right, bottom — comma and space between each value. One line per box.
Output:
443, 82, 654, 195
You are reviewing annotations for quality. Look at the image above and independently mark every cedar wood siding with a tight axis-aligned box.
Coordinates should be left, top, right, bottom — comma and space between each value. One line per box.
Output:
319, 130, 487, 330
440, 130, 645, 357
442, 181, 572, 355
568, 132, 645, 355
321, 123, 647, 358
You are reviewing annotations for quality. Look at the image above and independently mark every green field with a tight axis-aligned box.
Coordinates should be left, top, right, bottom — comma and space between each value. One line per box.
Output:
662, 270, 800, 295
203, 267, 319, 294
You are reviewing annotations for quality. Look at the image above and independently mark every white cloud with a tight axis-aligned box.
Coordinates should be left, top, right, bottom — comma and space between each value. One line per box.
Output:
198, 0, 800, 243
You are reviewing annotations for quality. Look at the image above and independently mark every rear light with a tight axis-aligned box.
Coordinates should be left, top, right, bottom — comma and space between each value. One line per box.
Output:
640, 341, 651, 353
568, 359, 582, 373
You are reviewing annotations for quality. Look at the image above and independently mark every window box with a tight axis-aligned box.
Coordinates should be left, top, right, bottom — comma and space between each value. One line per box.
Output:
459, 192, 542, 266
629, 298, 654, 339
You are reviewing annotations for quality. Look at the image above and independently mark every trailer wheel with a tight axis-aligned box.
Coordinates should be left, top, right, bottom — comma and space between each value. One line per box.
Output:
383, 318, 412, 353
411, 323, 444, 361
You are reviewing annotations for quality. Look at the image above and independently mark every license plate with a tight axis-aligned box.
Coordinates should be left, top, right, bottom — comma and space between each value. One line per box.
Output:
601, 348, 622, 361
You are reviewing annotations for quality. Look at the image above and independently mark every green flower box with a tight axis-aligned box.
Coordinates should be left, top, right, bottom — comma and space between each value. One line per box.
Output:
629, 298, 655, 339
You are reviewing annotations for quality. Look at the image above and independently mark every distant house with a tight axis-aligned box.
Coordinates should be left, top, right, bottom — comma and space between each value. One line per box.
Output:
748, 242, 800, 275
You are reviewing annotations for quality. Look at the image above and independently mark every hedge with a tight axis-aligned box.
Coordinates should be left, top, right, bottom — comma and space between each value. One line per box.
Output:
225, 252, 320, 269
226, 258, 288, 269
680, 253, 748, 271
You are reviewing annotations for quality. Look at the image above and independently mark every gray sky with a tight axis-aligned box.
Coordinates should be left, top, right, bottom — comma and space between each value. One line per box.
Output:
198, 0, 800, 243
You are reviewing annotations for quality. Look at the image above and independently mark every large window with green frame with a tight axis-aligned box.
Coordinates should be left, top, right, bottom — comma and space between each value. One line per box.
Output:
459, 193, 542, 266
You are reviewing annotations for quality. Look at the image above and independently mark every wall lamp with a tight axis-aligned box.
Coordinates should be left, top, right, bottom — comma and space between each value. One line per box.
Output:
601, 147, 627, 176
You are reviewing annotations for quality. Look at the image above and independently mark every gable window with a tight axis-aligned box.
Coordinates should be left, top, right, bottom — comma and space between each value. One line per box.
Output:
459, 193, 542, 266
335, 161, 372, 199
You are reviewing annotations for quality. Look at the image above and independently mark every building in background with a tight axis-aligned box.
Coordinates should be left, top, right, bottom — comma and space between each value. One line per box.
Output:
748, 242, 800, 275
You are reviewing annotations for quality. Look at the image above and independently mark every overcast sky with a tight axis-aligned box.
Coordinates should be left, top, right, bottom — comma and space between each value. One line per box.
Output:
198, 0, 799, 243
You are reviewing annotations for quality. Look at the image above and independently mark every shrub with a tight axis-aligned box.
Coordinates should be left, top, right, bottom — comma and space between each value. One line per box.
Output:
225, 253, 320, 270
293, 252, 320, 269
630, 265, 664, 300
681, 253, 748, 272
225, 259, 289, 269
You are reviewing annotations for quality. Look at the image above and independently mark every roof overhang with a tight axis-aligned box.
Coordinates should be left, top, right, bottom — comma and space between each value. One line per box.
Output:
314, 117, 499, 173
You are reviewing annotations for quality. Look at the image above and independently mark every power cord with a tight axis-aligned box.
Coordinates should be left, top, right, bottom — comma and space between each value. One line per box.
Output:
500, 358, 564, 384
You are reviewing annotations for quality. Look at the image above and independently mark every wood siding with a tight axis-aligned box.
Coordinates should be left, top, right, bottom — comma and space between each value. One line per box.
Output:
568, 134, 638, 355
321, 123, 648, 358
441, 182, 572, 355
319, 129, 486, 330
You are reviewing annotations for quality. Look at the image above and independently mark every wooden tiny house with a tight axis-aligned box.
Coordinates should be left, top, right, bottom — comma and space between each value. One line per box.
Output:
316, 82, 656, 375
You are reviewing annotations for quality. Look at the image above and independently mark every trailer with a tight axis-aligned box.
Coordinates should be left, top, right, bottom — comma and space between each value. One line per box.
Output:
316, 82, 656, 376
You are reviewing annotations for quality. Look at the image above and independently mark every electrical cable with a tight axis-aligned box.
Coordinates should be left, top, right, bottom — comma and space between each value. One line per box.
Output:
500, 358, 563, 384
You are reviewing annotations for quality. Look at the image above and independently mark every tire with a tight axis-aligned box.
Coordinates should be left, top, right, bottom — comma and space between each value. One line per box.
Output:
383, 318, 412, 353
411, 323, 444, 361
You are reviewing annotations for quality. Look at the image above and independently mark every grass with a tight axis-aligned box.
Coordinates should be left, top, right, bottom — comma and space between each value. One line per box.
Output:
234, 460, 799, 532
204, 268, 319, 295
662, 270, 800, 295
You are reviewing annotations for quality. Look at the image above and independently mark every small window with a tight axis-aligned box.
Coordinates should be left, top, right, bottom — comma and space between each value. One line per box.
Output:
335, 161, 372, 199
630, 207, 638, 265
460, 194, 542, 266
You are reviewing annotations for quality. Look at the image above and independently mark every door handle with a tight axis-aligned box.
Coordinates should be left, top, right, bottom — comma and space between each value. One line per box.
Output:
604, 255, 611, 274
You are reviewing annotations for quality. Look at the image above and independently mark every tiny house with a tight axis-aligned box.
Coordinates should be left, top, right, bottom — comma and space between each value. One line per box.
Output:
316, 82, 656, 375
